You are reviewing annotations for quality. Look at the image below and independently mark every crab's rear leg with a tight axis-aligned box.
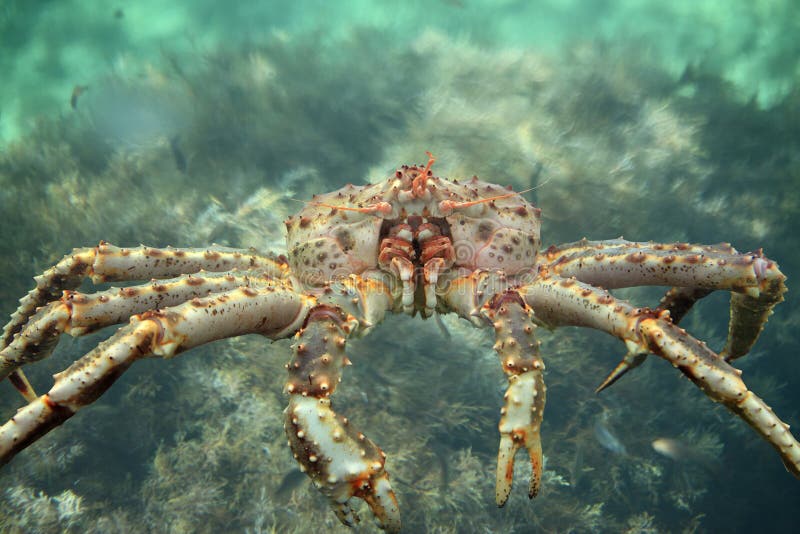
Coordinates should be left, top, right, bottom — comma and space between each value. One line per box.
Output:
545, 239, 787, 387
482, 291, 546, 505
283, 304, 400, 532
3, 242, 288, 346
2, 242, 288, 398
0, 272, 263, 382
723, 265, 785, 361
523, 273, 800, 477
0, 282, 311, 465
592, 287, 712, 393
594, 288, 719, 393
656, 287, 713, 324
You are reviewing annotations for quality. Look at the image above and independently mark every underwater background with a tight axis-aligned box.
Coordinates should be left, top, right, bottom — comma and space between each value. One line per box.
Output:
1, 0, 799, 532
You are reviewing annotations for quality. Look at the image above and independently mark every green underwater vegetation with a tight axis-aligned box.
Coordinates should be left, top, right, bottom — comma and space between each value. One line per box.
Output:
1, 1, 800, 532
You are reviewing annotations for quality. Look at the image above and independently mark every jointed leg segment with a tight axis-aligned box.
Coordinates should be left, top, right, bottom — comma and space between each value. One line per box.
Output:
522, 272, 800, 477
0, 271, 275, 380
3, 241, 288, 348
283, 305, 400, 532
2, 242, 289, 399
544, 239, 787, 384
0, 282, 312, 466
482, 291, 546, 506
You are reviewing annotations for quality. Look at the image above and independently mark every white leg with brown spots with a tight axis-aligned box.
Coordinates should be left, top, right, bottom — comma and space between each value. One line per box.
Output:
0, 272, 275, 380
0, 283, 312, 466
523, 273, 800, 478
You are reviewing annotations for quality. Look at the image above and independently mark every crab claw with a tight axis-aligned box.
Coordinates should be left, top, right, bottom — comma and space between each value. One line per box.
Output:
329, 469, 399, 532
283, 309, 400, 531
343, 471, 400, 532
285, 396, 401, 532
496, 371, 546, 505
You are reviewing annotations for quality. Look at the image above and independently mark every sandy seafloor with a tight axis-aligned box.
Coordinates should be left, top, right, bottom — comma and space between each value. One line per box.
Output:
1, 1, 799, 532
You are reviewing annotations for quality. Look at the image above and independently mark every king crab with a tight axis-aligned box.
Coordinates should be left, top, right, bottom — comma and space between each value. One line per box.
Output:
0, 153, 797, 532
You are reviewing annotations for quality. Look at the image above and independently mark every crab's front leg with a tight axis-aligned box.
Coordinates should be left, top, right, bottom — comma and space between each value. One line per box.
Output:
523, 273, 800, 477
437, 271, 547, 501
482, 290, 546, 505
283, 278, 400, 532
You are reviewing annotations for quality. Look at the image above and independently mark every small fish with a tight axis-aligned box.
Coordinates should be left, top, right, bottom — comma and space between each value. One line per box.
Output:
169, 135, 187, 173
570, 441, 585, 488
434, 312, 452, 340
651, 437, 721, 473
274, 469, 307, 500
70, 85, 88, 110
651, 438, 686, 461
432, 444, 450, 491
593, 419, 627, 455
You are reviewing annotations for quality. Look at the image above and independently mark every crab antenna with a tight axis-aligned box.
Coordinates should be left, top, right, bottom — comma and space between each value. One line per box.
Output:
289, 197, 391, 215
412, 151, 436, 198
451, 175, 551, 210
441, 186, 536, 211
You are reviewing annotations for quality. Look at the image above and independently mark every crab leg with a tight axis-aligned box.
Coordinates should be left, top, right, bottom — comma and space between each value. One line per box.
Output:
0, 282, 312, 466
436, 269, 513, 325
522, 272, 800, 477
655, 287, 713, 324
544, 238, 786, 385
594, 286, 713, 393
437, 272, 550, 503
0, 241, 288, 401
284, 303, 400, 532
2, 242, 288, 350
2, 242, 288, 397
0, 272, 275, 382
544, 239, 783, 297
542, 238, 744, 282
481, 291, 546, 505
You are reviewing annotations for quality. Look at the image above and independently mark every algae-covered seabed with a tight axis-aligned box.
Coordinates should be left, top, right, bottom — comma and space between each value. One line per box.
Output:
1, 1, 799, 532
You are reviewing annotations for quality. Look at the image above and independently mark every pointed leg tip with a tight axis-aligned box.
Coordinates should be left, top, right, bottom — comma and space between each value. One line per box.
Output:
528, 465, 541, 499
496, 434, 516, 507
595, 362, 628, 394
495, 471, 513, 507
496, 491, 510, 508
8, 370, 38, 402
596, 352, 647, 394
333, 503, 360, 528
594, 377, 616, 394
528, 474, 540, 499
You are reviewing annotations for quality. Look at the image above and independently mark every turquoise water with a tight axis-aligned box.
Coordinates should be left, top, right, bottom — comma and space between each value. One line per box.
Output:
1, 1, 799, 532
